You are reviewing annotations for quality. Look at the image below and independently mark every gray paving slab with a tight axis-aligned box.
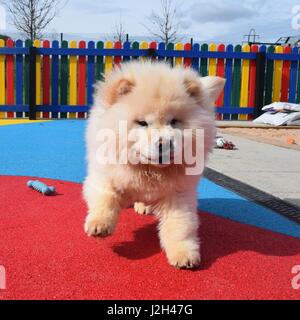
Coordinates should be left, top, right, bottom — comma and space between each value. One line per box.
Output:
207, 133, 300, 209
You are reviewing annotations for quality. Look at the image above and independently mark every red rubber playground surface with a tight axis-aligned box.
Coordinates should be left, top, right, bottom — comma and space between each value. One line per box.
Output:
1, 176, 300, 300
1, 120, 300, 300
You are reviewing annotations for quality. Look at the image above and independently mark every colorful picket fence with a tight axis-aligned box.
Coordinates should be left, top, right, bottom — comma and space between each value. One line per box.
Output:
0, 39, 299, 120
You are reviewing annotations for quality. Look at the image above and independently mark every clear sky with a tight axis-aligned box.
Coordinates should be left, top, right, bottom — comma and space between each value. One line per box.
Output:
4, 0, 300, 43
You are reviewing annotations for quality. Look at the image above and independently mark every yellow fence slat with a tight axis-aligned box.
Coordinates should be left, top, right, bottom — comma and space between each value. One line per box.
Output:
0, 39, 5, 118
208, 43, 217, 76
141, 41, 149, 61
273, 46, 283, 102
175, 43, 183, 66
239, 44, 250, 120
34, 40, 41, 118
69, 40, 77, 119
105, 41, 113, 74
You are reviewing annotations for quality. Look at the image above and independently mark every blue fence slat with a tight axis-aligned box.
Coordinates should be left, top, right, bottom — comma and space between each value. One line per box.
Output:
2, 46, 300, 61
216, 107, 254, 114
17, 48, 257, 60
223, 44, 234, 120
158, 43, 165, 61
259, 45, 267, 53
0, 105, 254, 115
267, 52, 300, 61
87, 41, 95, 106
123, 42, 131, 62
0, 105, 29, 112
51, 40, 59, 118
0, 48, 28, 54
162, 50, 255, 60
15, 40, 23, 118
4, 47, 300, 60
36, 106, 91, 113
289, 47, 299, 103
192, 44, 200, 71
0, 105, 89, 113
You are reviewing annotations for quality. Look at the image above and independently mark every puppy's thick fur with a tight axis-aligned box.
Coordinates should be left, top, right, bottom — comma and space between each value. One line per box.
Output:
83, 62, 225, 269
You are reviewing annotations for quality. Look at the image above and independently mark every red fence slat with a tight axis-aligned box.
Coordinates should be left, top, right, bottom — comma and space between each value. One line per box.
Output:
281, 46, 291, 102
6, 39, 15, 118
150, 42, 157, 61
114, 41, 122, 68
216, 44, 225, 120
183, 43, 192, 68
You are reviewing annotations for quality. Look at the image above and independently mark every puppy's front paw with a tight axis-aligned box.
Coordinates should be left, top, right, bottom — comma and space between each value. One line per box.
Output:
167, 248, 201, 269
84, 215, 115, 237
134, 202, 152, 215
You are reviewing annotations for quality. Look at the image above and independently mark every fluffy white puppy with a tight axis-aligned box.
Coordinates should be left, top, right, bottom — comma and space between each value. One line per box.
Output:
83, 61, 225, 269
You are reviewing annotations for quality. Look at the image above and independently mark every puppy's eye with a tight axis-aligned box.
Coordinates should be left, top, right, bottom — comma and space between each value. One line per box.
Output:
136, 120, 148, 127
170, 118, 180, 127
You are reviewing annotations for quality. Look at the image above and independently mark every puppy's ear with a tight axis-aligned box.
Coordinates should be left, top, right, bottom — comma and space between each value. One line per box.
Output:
102, 78, 135, 106
184, 78, 202, 101
199, 76, 226, 103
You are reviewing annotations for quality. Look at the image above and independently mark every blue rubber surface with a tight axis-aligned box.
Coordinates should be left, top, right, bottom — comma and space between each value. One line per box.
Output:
1, 120, 300, 238
0, 121, 86, 183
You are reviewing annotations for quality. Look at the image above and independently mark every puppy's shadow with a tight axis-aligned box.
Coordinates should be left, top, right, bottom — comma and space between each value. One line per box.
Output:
112, 222, 160, 260
112, 199, 300, 269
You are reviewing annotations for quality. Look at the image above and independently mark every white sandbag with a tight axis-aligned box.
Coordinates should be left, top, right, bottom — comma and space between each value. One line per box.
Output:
254, 111, 300, 126
262, 102, 300, 112
287, 118, 300, 126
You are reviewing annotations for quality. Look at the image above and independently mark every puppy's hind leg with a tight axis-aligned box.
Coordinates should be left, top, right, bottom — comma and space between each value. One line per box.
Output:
134, 202, 153, 215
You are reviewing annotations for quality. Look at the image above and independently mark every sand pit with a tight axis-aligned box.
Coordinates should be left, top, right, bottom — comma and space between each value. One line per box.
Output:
219, 127, 300, 151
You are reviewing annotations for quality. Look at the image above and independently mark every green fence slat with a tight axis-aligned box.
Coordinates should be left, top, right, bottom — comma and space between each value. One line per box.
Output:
96, 41, 104, 81
132, 42, 139, 60
264, 45, 275, 106
200, 43, 208, 76
166, 43, 174, 67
